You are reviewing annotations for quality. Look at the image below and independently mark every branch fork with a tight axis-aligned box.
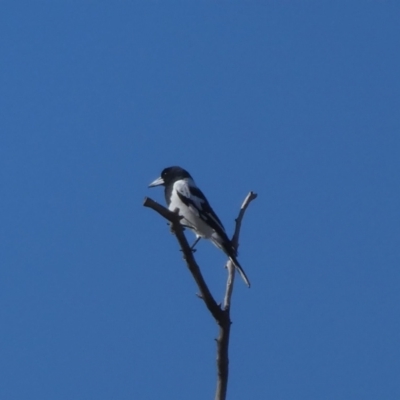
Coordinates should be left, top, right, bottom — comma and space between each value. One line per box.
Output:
144, 191, 257, 400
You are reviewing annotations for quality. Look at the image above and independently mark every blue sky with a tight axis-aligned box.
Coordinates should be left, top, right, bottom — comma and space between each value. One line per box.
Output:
1, 2, 399, 399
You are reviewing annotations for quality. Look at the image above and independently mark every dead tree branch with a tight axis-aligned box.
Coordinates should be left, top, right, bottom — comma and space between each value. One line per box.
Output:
143, 192, 257, 400
223, 191, 258, 311
216, 191, 257, 400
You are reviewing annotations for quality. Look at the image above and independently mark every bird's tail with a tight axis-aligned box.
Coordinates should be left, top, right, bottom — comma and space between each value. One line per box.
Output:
211, 234, 251, 287
228, 254, 251, 288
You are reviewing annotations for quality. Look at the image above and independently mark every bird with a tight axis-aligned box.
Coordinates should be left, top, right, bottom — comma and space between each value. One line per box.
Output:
148, 166, 250, 287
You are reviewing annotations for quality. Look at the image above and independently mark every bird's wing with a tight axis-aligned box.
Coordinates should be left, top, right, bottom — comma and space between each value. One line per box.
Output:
174, 180, 227, 236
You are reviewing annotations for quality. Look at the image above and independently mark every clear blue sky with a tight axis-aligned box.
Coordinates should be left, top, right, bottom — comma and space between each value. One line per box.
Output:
1, 2, 399, 399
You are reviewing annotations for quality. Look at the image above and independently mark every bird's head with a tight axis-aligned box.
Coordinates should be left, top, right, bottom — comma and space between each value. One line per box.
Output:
148, 166, 192, 188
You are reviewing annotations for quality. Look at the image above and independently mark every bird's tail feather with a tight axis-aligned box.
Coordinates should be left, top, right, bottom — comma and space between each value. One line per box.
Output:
229, 255, 251, 288
211, 235, 251, 287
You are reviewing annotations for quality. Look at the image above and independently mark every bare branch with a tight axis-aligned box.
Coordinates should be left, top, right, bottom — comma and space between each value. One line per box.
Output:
223, 261, 235, 311
144, 191, 257, 400
143, 197, 221, 320
215, 191, 257, 400
223, 191, 258, 310
215, 312, 231, 400
232, 191, 258, 250
143, 197, 182, 223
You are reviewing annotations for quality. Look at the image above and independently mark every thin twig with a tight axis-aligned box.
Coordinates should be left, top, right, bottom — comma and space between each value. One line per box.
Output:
223, 191, 258, 311
223, 261, 235, 311
232, 191, 258, 250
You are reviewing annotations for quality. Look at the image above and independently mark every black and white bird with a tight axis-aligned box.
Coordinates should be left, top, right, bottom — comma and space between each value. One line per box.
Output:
149, 166, 250, 287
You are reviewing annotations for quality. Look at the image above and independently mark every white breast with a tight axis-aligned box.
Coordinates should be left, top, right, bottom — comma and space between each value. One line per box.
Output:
168, 180, 214, 239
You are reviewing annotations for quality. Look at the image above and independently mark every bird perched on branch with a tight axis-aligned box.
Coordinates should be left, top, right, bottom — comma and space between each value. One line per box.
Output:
149, 166, 250, 287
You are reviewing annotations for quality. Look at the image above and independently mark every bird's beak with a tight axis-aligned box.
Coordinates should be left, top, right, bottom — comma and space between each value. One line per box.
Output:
148, 176, 165, 188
